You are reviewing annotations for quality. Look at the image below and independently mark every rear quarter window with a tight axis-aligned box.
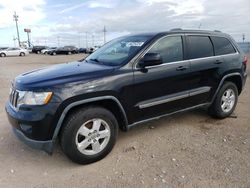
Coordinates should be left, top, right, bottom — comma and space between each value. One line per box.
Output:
210, 36, 236, 55
187, 36, 214, 59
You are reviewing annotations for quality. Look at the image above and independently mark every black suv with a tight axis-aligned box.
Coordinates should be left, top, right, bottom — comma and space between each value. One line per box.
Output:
5, 30, 247, 164
32, 46, 48, 54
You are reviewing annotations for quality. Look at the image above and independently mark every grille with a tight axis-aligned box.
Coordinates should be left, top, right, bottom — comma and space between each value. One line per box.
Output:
10, 89, 19, 108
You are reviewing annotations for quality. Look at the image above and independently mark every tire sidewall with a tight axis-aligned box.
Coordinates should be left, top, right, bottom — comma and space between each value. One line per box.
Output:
61, 107, 118, 164
213, 82, 238, 118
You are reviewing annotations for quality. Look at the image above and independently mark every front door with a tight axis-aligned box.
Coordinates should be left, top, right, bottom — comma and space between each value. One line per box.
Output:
132, 35, 193, 122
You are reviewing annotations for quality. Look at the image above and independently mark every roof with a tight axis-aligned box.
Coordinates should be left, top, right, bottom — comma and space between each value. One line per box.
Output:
158, 29, 228, 36
124, 29, 230, 40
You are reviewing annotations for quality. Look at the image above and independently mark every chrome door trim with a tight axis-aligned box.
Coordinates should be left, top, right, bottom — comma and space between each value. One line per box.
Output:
128, 103, 210, 129
137, 86, 211, 109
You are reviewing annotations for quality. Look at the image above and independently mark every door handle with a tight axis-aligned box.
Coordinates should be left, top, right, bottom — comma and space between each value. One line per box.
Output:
176, 66, 187, 71
214, 60, 223, 64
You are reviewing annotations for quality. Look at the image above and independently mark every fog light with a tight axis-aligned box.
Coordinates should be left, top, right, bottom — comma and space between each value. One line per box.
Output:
20, 124, 32, 134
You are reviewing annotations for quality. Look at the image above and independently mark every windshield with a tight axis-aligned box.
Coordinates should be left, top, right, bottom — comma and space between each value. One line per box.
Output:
85, 35, 151, 66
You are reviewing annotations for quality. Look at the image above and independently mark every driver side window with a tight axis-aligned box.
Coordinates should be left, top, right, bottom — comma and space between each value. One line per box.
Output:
148, 36, 183, 63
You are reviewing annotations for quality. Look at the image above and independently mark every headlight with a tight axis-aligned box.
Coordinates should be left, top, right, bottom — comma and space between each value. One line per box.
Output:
17, 91, 53, 106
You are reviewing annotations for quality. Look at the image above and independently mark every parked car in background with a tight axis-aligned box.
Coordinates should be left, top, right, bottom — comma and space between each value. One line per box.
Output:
48, 46, 78, 55
88, 46, 101, 54
0, 47, 29, 57
78, 48, 87, 53
0, 47, 9, 50
41, 47, 57, 55
32, 46, 48, 54
26, 47, 33, 53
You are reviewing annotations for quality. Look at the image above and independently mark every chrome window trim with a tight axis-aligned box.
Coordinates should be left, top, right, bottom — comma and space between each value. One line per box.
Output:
137, 86, 211, 109
133, 34, 239, 70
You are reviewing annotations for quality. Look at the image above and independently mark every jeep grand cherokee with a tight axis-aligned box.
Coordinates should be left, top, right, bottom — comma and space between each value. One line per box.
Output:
5, 29, 247, 164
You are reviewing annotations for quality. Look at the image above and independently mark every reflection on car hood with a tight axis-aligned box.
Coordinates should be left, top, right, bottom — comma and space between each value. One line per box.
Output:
14, 61, 114, 90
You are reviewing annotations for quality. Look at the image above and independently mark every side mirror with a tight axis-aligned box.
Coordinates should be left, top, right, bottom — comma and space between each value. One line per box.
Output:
138, 53, 163, 68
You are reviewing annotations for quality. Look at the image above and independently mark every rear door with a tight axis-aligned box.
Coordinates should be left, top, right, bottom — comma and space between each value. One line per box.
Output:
185, 35, 223, 104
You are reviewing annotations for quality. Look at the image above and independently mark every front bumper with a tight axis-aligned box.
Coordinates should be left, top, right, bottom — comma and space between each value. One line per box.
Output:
5, 101, 60, 154
12, 128, 53, 154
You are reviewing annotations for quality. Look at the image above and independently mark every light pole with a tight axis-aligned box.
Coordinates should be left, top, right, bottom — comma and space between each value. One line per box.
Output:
242, 34, 245, 43
85, 32, 88, 48
92, 34, 94, 47
103, 26, 107, 44
24, 29, 31, 47
13, 12, 21, 47
13, 36, 17, 47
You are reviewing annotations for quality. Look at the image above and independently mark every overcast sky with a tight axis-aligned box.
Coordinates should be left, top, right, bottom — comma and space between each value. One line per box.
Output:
0, 0, 249, 47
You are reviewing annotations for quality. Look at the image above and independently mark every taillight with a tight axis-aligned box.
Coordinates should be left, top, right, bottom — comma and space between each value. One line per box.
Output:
243, 56, 248, 67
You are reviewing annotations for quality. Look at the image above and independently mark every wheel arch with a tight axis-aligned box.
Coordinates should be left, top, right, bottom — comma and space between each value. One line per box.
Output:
52, 96, 128, 143
212, 73, 243, 103
224, 75, 242, 94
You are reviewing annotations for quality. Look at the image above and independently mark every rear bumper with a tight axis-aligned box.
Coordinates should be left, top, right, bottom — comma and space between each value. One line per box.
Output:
13, 128, 53, 154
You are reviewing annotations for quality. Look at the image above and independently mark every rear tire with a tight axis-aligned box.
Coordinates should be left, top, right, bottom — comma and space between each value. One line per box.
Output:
52, 52, 56, 56
208, 82, 238, 119
20, 52, 25, 56
60, 106, 118, 164
37, 51, 41, 54
68, 51, 72, 55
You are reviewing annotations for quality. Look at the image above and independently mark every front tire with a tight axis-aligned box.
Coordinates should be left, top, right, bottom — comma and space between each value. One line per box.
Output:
0, 53, 6, 57
60, 106, 118, 164
20, 52, 25, 56
208, 82, 238, 119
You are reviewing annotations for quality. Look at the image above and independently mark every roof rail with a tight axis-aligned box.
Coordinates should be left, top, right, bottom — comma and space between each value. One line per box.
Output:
214, 30, 222, 32
170, 28, 182, 31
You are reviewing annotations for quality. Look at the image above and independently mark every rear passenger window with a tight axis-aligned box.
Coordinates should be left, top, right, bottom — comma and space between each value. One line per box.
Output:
211, 36, 236, 55
187, 36, 214, 59
148, 36, 183, 63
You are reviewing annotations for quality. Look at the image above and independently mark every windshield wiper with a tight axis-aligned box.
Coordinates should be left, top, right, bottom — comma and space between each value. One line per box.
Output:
89, 58, 100, 63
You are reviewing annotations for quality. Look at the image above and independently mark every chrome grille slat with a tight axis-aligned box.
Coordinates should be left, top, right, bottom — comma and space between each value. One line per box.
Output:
9, 89, 19, 108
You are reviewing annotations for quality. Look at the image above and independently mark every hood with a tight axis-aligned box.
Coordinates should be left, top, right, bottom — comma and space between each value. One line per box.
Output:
14, 61, 115, 90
